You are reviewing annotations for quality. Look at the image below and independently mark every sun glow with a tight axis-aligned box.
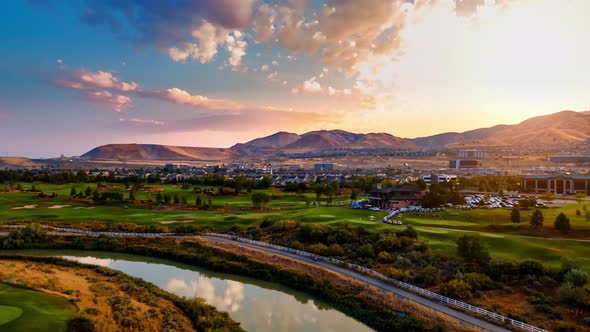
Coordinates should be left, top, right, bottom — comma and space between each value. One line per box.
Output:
352, 0, 590, 135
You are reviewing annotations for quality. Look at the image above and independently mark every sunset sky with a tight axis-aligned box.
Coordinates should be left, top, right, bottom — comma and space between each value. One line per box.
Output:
1, 0, 590, 157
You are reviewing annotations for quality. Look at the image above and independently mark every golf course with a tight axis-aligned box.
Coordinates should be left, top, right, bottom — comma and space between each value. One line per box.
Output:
0, 282, 76, 331
1, 182, 590, 272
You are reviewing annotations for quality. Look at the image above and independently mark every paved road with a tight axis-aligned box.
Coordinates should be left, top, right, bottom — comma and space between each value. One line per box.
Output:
202, 236, 512, 332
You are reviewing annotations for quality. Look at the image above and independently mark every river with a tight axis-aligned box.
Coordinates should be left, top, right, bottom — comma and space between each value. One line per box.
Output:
5, 250, 372, 332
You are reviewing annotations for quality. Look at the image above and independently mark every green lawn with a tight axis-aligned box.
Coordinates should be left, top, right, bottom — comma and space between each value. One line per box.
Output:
414, 226, 590, 272
0, 283, 77, 331
2, 184, 590, 273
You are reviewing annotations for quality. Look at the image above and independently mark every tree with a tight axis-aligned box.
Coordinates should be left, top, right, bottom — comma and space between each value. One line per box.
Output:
70, 187, 77, 196
575, 192, 586, 205
173, 194, 180, 204
128, 190, 135, 201
510, 205, 520, 223
541, 191, 555, 202
155, 192, 162, 204
196, 195, 203, 207
530, 209, 544, 229
84, 186, 92, 197
554, 212, 571, 234
586, 210, 590, 222
251, 192, 271, 210
456, 235, 490, 267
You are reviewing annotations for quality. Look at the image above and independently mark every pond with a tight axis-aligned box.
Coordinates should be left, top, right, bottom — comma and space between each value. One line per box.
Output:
6, 250, 372, 332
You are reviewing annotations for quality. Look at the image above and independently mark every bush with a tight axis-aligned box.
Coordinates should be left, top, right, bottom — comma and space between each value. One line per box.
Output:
519, 260, 545, 277
557, 282, 589, 306
308, 243, 329, 256
357, 244, 375, 258
463, 272, 493, 291
563, 269, 588, 287
377, 251, 394, 263
439, 280, 472, 300
415, 265, 441, 287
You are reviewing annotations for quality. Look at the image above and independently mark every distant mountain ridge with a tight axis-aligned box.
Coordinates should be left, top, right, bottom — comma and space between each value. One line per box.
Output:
80, 110, 590, 160
81, 144, 238, 161
411, 110, 590, 148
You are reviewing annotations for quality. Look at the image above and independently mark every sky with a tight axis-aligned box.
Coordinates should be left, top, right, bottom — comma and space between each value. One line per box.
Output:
1, 0, 589, 158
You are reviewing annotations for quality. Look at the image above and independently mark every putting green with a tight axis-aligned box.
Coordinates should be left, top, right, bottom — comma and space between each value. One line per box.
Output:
0, 305, 23, 326
0, 283, 77, 331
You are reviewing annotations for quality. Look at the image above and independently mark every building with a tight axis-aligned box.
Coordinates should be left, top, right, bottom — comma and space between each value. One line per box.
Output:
314, 163, 335, 171
449, 159, 480, 169
368, 184, 423, 209
423, 174, 457, 186
548, 155, 590, 164
522, 174, 590, 194
458, 149, 486, 159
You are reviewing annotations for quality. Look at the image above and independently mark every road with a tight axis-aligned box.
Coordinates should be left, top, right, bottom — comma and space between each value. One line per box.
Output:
202, 236, 513, 332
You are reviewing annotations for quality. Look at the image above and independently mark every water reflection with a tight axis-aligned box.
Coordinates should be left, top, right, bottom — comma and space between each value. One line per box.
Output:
23, 252, 372, 332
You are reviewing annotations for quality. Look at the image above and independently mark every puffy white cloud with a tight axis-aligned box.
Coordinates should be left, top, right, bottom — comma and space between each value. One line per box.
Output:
53, 69, 137, 112
291, 76, 322, 94
226, 31, 247, 69
141, 87, 242, 110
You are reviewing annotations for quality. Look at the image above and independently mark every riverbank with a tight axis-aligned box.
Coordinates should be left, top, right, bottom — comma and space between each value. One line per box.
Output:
0, 255, 243, 332
2, 233, 474, 331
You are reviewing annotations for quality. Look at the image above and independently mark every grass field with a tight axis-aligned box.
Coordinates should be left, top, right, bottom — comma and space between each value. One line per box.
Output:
0, 283, 76, 331
2, 182, 590, 273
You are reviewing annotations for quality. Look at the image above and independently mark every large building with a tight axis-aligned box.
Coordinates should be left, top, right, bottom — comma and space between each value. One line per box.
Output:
522, 174, 590, 194
423, 173, 457, 186
368, 185, 423, 209
449, 159, 480, 169
458, 149, 486, 159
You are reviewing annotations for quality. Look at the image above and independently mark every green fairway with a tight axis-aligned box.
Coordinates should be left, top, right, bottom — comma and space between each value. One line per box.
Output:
0, 305, 23, 326
0, 283, 76, 331
414, 226, 590, 272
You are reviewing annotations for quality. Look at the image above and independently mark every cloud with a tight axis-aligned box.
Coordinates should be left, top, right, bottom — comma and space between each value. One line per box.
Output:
75, 1, 255, 68
118, 118, 165, 126
291, 76, 322, 94
53, 69, 138, 112
140, 88, 242, 110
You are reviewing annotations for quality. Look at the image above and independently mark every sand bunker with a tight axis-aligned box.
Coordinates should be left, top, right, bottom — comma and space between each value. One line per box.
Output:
48, 205, 70, 209
11, 205, 38, 210
159, 220, 194, 224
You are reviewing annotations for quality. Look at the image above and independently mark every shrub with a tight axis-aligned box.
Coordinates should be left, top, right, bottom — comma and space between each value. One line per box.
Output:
439, 280, 472, 300
308, 243, 329, 256
463, 272, 493, 291
357, 244, 375, 258
377, 251, 394, 263
563, 269, 588, 287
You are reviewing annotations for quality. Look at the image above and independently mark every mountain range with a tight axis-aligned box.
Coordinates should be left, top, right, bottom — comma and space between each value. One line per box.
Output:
80, 110, 590, 161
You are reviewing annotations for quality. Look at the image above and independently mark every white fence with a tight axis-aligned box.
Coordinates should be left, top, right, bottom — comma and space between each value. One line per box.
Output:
205, 232, 547, 332
40, 225, 178, 238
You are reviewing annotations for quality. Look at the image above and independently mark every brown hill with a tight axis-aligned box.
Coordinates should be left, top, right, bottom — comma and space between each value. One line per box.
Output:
412, 110, 590, 148
81, 144, 238, 161
231, 131, 301, 155
0, 157, 43, 169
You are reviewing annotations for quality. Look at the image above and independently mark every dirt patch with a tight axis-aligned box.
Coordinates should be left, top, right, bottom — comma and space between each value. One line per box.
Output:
159, 220, 193, 224
48, 205, 70, 209
11, 205, 38, 210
